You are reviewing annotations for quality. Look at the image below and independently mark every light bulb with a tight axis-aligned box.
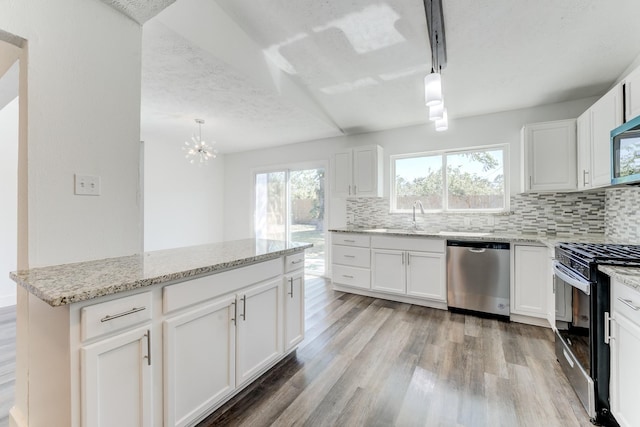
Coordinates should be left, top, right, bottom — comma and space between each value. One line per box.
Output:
429, 102, 444, 121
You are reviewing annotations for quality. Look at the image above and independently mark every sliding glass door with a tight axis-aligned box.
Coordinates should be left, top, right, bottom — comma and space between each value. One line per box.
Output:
255, 167, 326, 276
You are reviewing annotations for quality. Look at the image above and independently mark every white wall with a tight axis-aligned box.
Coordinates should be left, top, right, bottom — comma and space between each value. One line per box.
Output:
0, 95, 18, 307
223, 97, 597, 241
143, 134, 225, 251
0, 0, 143, 268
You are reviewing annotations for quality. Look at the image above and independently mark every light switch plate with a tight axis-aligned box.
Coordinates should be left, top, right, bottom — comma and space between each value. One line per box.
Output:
75, 174, 100, 196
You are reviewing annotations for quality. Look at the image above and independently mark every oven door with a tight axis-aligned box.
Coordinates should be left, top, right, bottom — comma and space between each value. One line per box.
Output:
553, 261, 596, 418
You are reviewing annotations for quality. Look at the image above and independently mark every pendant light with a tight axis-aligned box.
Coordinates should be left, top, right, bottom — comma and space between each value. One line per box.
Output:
424, 69, 442, 107
435, 108, 448, 132
429, 100, 444, 121
183, 119, 218, 165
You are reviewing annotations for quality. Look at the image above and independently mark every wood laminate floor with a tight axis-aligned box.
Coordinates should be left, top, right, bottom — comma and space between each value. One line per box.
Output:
199, 277, 593, 427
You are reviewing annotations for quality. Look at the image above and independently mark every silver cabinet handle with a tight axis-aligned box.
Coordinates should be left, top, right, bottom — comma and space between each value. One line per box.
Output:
288, 277, 294, 298
344, 239, 356, 243
354, 185, 357, 194
604, 312, 613, 344
348, 185, 351, 195
343, 254, 356, 258
618, 297, 640, 311
583, 170, 589, 186
241, 295, 247, 320
144, 330, 151, 366
231, 301, 237, 325
291, 259, 303, 264
342, 274, 354, 279
101, 306, 146, 322
529, 175, 532, 190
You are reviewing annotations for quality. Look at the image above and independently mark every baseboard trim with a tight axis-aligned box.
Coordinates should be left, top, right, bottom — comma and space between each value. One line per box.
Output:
332, 284, 448, 310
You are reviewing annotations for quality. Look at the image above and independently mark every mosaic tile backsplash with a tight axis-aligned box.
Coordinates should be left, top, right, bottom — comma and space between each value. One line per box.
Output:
346, 191, 606, 236
605, 187, 640, 243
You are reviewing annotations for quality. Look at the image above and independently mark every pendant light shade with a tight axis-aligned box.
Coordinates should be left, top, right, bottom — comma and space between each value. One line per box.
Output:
429, 101, 444, 121
435, 108, 448, 132
424, 72, 443, 106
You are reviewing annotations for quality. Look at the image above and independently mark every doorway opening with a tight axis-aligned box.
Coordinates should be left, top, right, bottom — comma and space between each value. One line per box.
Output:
254, 166, 327, 276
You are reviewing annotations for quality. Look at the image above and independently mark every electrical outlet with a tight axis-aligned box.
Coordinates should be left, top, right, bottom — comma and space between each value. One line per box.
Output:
75, 174, 101, 196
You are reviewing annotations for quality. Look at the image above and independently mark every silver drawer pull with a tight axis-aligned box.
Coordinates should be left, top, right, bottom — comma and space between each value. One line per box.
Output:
291, 259, 303, 264
342, 274, 354, 279
344, 239, 356, 243
618, 297, 640, 311
100, 306, 146, 322
343, 255, 356, 258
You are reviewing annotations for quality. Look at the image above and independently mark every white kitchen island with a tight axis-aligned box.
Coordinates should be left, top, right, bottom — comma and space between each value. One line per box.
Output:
9, 239, 311, 427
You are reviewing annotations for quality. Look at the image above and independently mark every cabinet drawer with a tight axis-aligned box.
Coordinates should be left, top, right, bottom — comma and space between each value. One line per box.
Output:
284, 252, 305, 272
332, 245, 370, 268
371, 235, 444, 253
332, 233, 370, 247
332, 265, 370, 289
613, 282, 640, 326
81, 292, 152, 341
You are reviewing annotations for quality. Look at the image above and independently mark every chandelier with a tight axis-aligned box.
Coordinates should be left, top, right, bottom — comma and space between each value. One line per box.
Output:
183, 119, 217, 165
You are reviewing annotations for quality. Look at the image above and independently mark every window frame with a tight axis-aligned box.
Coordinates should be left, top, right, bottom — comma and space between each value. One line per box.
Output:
390, 143, 510, 214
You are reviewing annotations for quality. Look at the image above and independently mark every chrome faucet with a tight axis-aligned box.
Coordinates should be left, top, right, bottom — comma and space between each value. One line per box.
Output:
412, 200, 425, 229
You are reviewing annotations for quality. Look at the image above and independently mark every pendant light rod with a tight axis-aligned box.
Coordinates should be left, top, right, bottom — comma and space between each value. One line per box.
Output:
423, 0, 447, 71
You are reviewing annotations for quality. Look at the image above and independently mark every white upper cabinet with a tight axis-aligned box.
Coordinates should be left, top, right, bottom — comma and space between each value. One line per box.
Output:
576, 84, 623, 189
624, 65, 640, 122
576, 110, 591, 190
590, 84, 623, 187
521, 119, 577, 192
332, 145, 383, 197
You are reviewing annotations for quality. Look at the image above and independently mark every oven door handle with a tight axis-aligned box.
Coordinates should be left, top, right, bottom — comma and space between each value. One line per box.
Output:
553, 261, 591, 295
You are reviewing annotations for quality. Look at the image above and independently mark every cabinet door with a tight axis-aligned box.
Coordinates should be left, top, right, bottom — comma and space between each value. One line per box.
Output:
610, 314, 640, 427
371, 249, 406, 295
284, 271, 305, 351
625, 66, 640, 122
353, 146, 379, 196
523, 120, 577, 192
576, 110, 591, 190
512, 245, 548, 318
333, 150, 353, 197
81, 325, 152, 427
163, 296, 236, 427
406, 251, 445, 301
591, 84, 623, 187
236, 279, 282, 386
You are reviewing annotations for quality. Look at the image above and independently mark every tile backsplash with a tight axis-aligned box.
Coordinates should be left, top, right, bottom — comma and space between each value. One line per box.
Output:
605, 187, 640, 243
346, 191, 606, 236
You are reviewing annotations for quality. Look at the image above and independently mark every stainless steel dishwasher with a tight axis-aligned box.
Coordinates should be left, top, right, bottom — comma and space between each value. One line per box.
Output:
447, 240, 511, 317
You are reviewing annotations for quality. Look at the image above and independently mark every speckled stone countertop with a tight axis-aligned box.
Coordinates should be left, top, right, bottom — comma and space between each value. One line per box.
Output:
329, 227, 609, 248
599, 266, 640, 292
10, 239, 312, 307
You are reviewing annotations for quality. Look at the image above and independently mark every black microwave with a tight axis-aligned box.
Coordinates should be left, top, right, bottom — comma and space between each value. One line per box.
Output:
611, 114, 640, 185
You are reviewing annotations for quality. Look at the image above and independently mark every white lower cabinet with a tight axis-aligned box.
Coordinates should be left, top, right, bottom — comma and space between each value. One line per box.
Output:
512, 245, 548, 319
163, 296, 237, 427
81, 324, 153, 427
406, 251, 446, 301
236, 279, 283, 386
284, 270, 305, 351
610, 279, 640, 427
371, 249, 406, 294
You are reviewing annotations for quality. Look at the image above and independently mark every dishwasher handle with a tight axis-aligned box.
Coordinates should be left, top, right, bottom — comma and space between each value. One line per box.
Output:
468, 248, 486, 253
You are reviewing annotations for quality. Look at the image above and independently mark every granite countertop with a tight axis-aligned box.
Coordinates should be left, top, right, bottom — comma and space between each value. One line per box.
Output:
329, 227, 609, 248
10, 239, 312, 307
599, 265, 640, 292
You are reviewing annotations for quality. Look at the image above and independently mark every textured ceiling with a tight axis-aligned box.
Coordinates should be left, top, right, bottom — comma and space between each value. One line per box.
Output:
100, 0, 175, 23
138, 0, 640, 153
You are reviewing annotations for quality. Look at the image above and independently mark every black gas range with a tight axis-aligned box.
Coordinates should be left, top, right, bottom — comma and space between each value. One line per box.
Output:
554, 242, 640, 426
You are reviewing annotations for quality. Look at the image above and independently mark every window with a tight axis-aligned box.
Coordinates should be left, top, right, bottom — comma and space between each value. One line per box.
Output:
391, 145, 508, 212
